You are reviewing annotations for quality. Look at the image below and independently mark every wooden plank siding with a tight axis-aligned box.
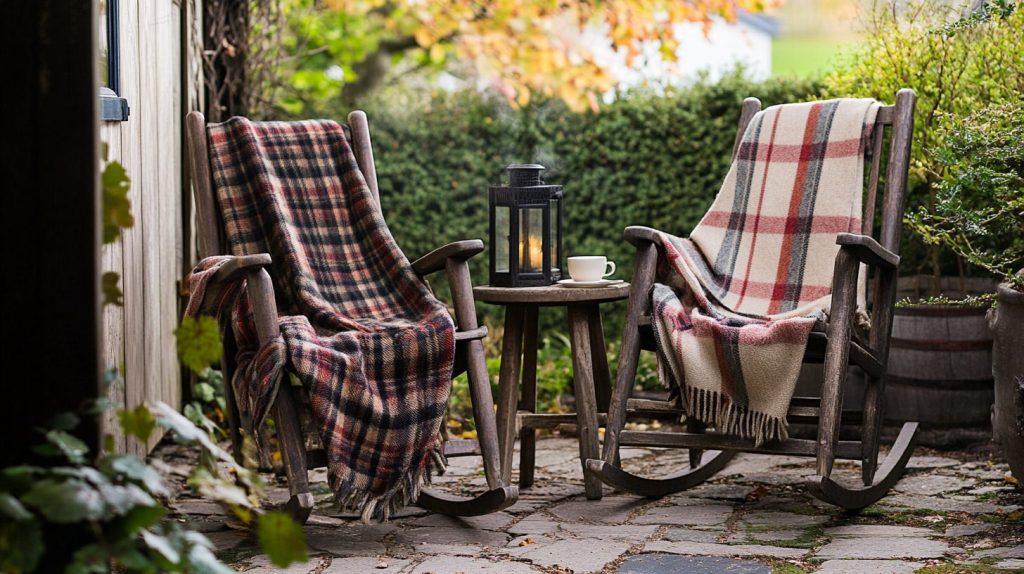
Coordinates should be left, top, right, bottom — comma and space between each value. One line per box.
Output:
100, 0, 201, 455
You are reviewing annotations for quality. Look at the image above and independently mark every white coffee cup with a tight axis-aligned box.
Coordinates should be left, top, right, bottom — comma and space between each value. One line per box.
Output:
567, 256, 616, 282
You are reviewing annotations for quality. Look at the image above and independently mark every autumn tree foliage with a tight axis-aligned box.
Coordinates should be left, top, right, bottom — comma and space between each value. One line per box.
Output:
276, 0, 778, 115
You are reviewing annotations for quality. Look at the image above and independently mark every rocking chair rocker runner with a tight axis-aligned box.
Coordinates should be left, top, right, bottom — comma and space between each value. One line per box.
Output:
588, 89, 919, 510
185, 110, 517, 524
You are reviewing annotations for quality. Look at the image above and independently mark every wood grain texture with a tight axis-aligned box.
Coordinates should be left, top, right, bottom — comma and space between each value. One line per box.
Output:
496, 305, 526, 485
567, 303, 604, 499
601, 243, 657, 462
519, 305, 539, 488
474, 283, 630, 305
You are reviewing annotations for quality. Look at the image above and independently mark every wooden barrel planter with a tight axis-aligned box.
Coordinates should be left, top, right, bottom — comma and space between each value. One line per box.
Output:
884, 304, 994, 447
879, 276, 997, 448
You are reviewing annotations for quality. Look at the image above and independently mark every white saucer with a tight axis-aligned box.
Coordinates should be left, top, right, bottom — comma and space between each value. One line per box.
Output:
557, 279, 624, 288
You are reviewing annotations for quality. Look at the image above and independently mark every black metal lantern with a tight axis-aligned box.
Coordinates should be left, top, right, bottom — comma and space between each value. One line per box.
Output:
489, 164, 563, 287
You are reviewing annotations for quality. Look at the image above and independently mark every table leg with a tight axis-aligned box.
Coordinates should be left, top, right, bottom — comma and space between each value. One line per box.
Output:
586, 303, 612, 413
496, 305, 525, 486
519, 305, 539, 489
567, 303, 604, 500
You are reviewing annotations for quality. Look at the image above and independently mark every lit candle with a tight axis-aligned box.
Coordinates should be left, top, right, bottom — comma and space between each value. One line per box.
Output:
519, 234, 544, 271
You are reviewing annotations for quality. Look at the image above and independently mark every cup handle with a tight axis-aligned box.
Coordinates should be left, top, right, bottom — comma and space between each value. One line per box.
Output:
604, 261, 616, 278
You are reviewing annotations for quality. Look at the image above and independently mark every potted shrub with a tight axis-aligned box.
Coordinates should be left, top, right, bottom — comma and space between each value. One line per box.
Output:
911, 101, 1024, 478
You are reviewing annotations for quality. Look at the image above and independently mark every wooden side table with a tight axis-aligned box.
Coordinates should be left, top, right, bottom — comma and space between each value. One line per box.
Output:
474, 283, 630, 499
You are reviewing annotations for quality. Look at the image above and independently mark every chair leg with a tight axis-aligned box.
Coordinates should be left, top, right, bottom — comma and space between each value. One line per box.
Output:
416, 257, 518, 516
274, 385, 314, 524
465, 337, 503, 491
817, 249, 858, 479
519, 306, 539, 489
586, 304, 612, 413
568, 303, 604, 500
496, 305, 526, 486
600, 243, 658, 463
687, 418, 706, 469
860, 373, 883, 485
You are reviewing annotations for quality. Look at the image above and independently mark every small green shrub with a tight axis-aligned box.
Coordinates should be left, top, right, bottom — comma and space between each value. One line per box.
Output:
823, 0, 1024, 281
908, 101, 1024, 291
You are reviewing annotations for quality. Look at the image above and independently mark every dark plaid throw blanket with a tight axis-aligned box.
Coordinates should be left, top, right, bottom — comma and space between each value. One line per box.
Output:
651, 99, 879, 445
184, 118, 455, 522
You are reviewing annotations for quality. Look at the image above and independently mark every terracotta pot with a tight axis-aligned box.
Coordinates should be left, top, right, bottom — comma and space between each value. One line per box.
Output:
989, 281, 1024, 479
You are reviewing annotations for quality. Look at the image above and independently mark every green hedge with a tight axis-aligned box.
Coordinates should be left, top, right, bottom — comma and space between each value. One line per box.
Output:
364, 75, 820, 332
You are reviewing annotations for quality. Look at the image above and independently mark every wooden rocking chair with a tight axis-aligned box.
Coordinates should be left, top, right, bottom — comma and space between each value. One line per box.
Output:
587, 89, 919, 510
185, 110, 518, 524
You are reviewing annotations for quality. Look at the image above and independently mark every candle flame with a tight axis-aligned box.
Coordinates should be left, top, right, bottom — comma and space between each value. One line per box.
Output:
519, 234, 544, 271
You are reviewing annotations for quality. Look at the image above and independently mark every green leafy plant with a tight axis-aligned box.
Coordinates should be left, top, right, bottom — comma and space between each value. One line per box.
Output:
823, 0, 1024, 287
0, 396, 308, 573
99, 143, 134, 308
907, 101, 1024, 292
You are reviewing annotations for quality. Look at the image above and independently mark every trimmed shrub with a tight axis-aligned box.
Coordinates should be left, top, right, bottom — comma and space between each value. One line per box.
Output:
365, 74, 820, 330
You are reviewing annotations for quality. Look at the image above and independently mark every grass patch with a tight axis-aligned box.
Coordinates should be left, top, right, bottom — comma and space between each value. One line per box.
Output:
772, 36, 858, 79
746, 526, 826, 549
772, 563, 812, 574
851, 505, 951, 530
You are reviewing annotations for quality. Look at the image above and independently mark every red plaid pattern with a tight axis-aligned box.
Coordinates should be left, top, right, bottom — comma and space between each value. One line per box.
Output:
651, 99, 879, 445
186, 118, 455, 521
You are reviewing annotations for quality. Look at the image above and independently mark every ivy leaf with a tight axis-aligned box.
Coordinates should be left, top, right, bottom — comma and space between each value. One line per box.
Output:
98, 482, 156, 516
48, 412, 80, 431
151, 402, 226, 460
102, 159, 133, 244
185, 543, 235, 574
0, 493, 32, 521
194, 382, 217, 403
256, 511, 308, 567
141, 529, 181, 564
102, 271, 124, 307
188, 467, 252, 509
42, 429, 90, 464
21, 479, 105, 523
175, 316, 223, 374
0, 518, 43, 573
118, 405, 156, 444
100, 455, 169, 497
108, 504, 167, 540
0, 466, 42, 492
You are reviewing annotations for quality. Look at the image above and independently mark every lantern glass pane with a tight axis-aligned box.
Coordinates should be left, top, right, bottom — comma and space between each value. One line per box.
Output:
519, 207, 544, 273
550, 197, 560, 272
495, 205, 510, 273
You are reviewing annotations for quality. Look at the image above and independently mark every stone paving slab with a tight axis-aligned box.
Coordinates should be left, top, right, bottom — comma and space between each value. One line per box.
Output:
643, 539, 809, 559
152, 435, 1024, 574
815, 536, 950, 560
411, 555, 537, 573
814, 559, 923, 573
632, 502, 734, 527
618, 554, 771, 574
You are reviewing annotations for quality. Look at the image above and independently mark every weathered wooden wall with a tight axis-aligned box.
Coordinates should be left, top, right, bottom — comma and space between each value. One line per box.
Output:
100, 0, 203, 454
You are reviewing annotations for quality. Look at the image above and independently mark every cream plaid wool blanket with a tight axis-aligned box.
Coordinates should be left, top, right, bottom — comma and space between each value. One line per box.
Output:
651, 98, 880, 445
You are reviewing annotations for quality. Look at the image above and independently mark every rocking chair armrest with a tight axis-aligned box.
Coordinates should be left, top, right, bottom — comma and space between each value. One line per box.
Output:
836, 233, 899, 272
208, 253, 274, 285
412, 240, 485, 277
623, 226, 661, 248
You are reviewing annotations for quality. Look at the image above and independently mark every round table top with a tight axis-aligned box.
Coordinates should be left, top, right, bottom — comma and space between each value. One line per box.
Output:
473, 282, 630, 305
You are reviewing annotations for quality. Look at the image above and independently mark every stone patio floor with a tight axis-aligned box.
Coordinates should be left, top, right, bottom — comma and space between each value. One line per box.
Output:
157, 434, 1024, 573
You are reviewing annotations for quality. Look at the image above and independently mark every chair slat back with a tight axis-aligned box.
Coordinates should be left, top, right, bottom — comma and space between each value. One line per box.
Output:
720, 92, 916, 360
725, 93, 915, 256
184, 110, 380, 260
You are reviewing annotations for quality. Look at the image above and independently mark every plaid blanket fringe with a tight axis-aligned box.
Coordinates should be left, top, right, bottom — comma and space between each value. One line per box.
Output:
186, 117, 456, 522
651, 98, 880, 445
